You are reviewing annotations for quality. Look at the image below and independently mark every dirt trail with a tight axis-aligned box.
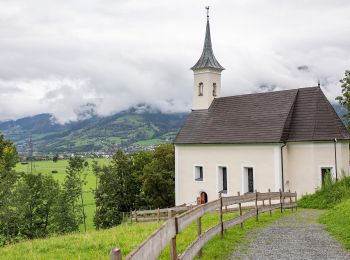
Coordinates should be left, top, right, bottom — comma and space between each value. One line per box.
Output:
229, 209, 350, 260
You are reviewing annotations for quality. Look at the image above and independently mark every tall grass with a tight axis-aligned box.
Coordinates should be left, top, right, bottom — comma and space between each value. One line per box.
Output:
298, 173, 350, 209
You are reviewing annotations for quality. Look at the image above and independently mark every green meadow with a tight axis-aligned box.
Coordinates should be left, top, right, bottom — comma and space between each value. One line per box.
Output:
0, 210, 289, 259
16, 158, 110, 231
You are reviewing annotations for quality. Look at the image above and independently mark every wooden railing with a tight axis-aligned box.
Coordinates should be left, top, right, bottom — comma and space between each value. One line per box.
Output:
110, 189, 297, 260
130, 205, 192, 223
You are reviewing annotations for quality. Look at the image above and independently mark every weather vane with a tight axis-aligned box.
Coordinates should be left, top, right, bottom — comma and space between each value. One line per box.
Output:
205, 6, 210, 19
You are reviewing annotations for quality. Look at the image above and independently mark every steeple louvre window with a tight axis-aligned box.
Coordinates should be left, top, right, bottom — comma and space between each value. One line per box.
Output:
198, 83, 204, 96
212, 83, 217, 97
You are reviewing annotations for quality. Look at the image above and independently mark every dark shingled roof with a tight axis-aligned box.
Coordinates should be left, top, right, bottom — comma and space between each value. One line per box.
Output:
191, 19, 224, 71
174, 87, 350, 144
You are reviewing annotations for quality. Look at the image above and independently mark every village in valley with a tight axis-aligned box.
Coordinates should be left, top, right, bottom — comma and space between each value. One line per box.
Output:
1, 1, 350, 260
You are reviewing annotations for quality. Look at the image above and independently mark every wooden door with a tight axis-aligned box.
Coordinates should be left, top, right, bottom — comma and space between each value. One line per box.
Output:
200, 192, 208, 204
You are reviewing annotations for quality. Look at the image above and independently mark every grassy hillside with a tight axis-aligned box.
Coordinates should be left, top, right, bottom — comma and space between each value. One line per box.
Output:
16, 159, 109, 231
320, 199, 350, 250
0, 108, 187, 154
0, 211, 289, 260
0, 222, 161, 260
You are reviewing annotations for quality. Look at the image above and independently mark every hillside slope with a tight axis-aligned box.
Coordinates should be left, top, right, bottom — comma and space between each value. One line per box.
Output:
0, 211, 287, 260
0, 106, 188, 154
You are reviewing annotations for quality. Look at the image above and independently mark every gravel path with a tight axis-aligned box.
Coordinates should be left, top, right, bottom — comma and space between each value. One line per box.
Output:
229, 209, 350, 260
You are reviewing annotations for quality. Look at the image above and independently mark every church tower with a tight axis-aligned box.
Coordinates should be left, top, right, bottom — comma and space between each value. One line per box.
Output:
191, 7, 224, 110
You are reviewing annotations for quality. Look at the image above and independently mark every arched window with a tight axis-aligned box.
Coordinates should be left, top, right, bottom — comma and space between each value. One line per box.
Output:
212, 83, 217, 97
198, 83, 203, 96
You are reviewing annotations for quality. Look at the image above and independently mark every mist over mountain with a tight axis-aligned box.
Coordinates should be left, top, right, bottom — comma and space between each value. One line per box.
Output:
0, 104, 188, 154
0, 102, 346, 155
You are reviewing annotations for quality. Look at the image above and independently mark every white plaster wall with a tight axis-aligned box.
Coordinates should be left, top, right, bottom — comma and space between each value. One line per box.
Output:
175, 144, 278, 205
284, 141, 350, 196
192, 69, 221, 110
283, 142, 315, 195
175, 141, 350, 205
340, 141, 350, 177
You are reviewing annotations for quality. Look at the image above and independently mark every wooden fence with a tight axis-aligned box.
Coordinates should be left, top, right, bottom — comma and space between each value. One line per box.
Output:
110, 189, 297, 260
130, 205, 192, 223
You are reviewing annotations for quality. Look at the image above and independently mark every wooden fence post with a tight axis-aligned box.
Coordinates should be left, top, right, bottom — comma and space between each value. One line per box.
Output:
288, 190, 293, 212
238, 192, 243, 229
110, 248, 122, 260
157, 208, 160, 222
135, 210, 138, 222
268, 189, 272, 217
255, 190, 259, 222
295, 191, 298, 211
168, 209, 177, 260
219, 193, 224, 238
130, 211, 132, 224
197, 198, 202, 258
279, 189, 283, 213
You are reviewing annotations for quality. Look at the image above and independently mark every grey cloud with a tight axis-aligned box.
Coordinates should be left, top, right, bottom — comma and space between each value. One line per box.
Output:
1, 0, 350, 122
297, 66, 309, 72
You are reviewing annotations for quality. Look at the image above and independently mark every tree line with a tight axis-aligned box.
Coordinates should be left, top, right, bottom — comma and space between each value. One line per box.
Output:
0, 134, 174, 245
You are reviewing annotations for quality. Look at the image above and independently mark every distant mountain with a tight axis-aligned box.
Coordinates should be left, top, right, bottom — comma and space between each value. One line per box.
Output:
0, 105, 188, 154
1, 102, 347, 155
333, 102, 349, 127
332, 103, 346, 116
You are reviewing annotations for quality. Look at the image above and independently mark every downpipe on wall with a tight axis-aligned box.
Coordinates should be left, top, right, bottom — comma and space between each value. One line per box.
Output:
281, 142, 287, 192
334, 138, 338, 181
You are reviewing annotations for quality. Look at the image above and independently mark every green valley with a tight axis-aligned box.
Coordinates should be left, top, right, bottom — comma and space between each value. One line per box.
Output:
0, 107, 187, 155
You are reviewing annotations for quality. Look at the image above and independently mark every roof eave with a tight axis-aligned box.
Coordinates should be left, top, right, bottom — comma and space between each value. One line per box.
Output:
190, 66, 225, 72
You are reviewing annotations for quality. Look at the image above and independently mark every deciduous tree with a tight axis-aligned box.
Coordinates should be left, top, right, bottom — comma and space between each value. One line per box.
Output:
142, 144, 175, 208
0, 134, 19, 245
15, 173, 60, 239
94, 150, 137, 228
54, 156, 88, 232
336, 70, 350, 129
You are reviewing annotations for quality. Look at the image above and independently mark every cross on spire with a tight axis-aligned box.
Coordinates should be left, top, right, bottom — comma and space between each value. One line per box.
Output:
206, 6, 210, 20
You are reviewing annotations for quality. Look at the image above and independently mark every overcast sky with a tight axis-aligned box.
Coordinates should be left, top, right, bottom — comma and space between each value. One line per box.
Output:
1, 0, 350, 123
